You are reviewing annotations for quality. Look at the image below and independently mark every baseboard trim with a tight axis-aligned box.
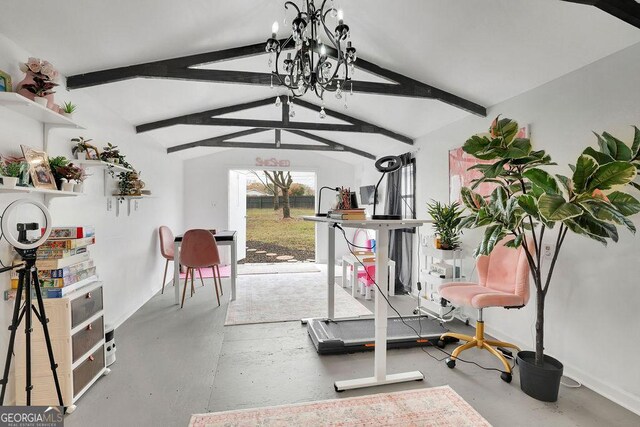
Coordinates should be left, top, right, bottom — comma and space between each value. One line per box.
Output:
484, 324, 640, 416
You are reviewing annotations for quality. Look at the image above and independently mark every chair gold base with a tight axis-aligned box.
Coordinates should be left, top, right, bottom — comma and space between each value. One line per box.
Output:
440, 321, 520, 373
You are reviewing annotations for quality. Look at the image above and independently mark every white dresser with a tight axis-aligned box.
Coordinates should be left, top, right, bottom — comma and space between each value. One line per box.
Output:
14, 281, 110, 412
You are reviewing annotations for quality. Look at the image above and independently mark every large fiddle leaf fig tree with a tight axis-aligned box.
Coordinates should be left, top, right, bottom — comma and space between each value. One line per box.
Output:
459, 117, 640, 366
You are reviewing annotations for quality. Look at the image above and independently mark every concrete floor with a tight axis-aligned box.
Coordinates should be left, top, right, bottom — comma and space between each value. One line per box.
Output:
66, 274, 640, 427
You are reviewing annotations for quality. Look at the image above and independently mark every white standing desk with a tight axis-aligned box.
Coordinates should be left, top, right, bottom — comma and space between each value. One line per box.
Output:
173, 230, 237, 305
304, 216, 431, 391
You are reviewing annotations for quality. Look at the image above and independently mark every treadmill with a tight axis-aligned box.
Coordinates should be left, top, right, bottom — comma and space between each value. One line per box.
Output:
307, 315, 453, 355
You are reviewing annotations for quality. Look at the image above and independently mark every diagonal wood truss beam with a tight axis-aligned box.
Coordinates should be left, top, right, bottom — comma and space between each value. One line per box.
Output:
66, 40, 486, 116
136, 96, 413, 145
166, 126, 375, 159
562, 0, 640, 29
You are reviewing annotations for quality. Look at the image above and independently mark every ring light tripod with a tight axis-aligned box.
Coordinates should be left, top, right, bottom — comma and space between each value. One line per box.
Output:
0, 199, 64, 409
372, 155, 403, 220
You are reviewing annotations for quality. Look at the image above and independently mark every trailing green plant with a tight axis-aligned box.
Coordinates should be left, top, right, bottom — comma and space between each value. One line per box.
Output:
427, 200, 464, 249
1, 156, 25, 178
458, 116, 640, 367
116, 170, 142, 198
61, 101, 77, 114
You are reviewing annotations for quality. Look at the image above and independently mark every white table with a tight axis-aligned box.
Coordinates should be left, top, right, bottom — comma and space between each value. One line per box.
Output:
173, 230, 237, 305
304, 216, 430, 391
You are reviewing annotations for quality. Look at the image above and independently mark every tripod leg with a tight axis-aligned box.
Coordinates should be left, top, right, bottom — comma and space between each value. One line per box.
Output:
24, 267, 32, 406
32, 269, 65, 408
0, 269, 26, 405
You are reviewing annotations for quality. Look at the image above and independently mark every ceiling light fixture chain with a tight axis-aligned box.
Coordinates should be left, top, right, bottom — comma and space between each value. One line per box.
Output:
266, 0, 357, 116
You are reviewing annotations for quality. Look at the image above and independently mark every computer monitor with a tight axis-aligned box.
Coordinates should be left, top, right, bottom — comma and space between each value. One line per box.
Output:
359, 185, 377, 205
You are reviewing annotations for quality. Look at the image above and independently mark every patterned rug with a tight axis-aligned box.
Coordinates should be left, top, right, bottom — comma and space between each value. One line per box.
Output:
224, 272, 371, 326
189, 386, 491, 426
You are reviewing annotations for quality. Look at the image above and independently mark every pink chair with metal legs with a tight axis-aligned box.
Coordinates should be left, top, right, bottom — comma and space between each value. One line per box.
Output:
159, 226, 205, 295
179, 229, 223, 308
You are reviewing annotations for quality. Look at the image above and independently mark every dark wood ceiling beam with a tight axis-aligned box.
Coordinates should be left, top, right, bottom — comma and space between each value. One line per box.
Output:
562, 0, 640, 29
194, 117, 395, 135
66, 40, 486, 116
136, 98, 275, 133
166, 128, 267, 153
284, 129, 375, 159
293, 98, 412, 144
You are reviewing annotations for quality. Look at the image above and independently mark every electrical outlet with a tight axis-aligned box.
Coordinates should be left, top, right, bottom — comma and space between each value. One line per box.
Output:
543, 243, 554, 258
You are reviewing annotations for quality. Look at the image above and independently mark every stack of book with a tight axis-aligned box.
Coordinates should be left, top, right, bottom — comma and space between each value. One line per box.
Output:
328, 208, 367, 220
12, 226, 98, 298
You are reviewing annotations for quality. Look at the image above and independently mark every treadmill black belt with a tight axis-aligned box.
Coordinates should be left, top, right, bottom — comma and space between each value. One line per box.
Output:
307, 315, 451, 354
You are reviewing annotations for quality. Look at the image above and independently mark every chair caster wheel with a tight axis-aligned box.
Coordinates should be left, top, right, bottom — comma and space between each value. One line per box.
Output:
500, 372, 512, 383
437, 340, 446, 348
412, 309, 419, 315
445, 358, 456, 369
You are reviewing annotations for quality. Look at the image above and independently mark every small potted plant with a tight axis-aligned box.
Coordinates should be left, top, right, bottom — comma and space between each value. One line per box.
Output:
48, 156, 70, 189
427, 200, 464, 250
71, 164, 89, 193
0, 156, 25, 188
100, 143, 121, 164
61, 101, 77, 119
54, 163, 85, 191
71, 137, 94, 159
16, 57, 59, 108
20, 75, 58, 107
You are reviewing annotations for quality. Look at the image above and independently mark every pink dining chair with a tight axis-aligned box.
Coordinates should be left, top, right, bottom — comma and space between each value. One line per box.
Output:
179, 229, 223, 308
158, 226, 205, 295
438, 237, 531, 383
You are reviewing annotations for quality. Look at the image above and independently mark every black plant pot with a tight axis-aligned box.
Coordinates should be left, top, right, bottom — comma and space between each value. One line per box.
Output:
517, 351, 563, 402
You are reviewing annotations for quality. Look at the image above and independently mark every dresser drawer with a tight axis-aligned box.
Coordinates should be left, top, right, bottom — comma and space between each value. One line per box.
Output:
72, 316, 104, 363
73, 346, 104, 397
71, 286, 103, 328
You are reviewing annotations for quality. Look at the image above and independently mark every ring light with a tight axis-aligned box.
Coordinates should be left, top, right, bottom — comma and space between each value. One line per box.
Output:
1, 199, 52, 250
375, 156, 402, 173
372, 155, 403, 220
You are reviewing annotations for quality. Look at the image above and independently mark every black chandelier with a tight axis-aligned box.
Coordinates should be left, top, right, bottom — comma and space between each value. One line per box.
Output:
265, 0, 357, 117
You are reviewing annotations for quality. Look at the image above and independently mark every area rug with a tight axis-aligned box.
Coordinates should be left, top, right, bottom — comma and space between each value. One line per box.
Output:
238, 263, 320, 275
189, 386, 491, 427
224, 272, 371, 326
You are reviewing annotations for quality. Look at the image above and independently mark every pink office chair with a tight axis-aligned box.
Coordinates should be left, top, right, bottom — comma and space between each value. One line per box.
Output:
180, 229, 223, 308
158, 226, 205, 295
439, 237, 531, 383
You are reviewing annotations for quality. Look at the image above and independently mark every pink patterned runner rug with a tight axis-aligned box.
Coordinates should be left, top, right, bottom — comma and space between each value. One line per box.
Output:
189, 386, 491, 427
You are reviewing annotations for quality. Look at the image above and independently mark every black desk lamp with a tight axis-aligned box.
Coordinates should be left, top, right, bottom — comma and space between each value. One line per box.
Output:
372, 155, 403, 220
316, 186, 340, 217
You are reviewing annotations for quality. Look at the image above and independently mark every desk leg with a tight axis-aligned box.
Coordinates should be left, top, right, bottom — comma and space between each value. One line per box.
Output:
173, 242, 180, 305
334, 227, 423, 391
328, 224, 335, 320
231, 238, 237, 301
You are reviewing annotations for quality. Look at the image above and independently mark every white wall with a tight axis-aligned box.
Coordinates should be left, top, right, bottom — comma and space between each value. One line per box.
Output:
0, 34, 183, 403
356, 42, 640, 413
182, 149, 357, 263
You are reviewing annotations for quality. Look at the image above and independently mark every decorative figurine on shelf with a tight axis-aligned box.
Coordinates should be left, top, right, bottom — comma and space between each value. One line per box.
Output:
16, 57, 59, 109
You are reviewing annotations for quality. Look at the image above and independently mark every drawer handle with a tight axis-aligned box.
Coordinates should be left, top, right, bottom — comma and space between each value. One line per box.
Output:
86, 292, 92, 299
88, 355, 95, 362
86, 324, 93, 331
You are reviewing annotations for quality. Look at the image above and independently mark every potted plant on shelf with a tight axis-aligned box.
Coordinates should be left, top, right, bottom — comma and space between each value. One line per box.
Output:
115, 170, 144, 200
54, 163, 86, 192
427, 200, 464, 250
458, 116, 640, 402
71, 137, 95, 160
16, 58, 60, 109
0, 156, 26, 188
100, 143, 121, 164
61, 101, 77, 119
48, 156, 70, 189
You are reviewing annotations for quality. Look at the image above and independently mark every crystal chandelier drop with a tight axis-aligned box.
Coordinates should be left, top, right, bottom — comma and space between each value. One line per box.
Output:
266, 0, 357, 113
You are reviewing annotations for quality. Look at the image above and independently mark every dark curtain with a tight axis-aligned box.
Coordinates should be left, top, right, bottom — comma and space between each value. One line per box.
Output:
385, 153, 416, 294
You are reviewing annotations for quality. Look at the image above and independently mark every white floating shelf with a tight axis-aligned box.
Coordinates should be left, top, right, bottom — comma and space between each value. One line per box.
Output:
0, 185, 82, 198
73, 159, 134, 173
113, 194, 153, 199
423, 247, 463, 260
0, 92, 84, 129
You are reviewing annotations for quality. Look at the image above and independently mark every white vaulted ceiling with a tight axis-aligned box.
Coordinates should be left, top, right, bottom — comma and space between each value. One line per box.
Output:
0, 0, 638, 163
